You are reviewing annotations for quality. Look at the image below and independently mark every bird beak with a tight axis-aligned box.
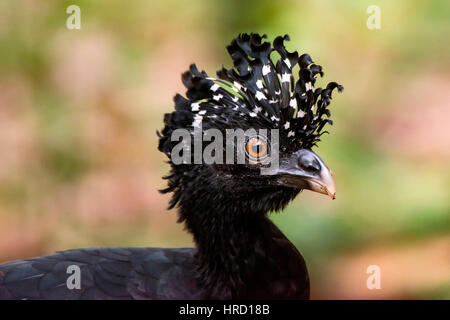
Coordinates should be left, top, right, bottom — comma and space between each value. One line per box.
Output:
273, 149, 336, 199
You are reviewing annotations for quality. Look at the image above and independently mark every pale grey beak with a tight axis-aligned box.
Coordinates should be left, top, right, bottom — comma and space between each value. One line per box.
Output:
273, 149, 336, 199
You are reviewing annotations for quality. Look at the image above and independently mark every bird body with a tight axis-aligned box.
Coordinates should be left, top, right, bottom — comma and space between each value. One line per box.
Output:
0, 33, 342, 300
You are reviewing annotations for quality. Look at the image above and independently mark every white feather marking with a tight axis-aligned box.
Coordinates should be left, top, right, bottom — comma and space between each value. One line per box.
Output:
281, 73, 291, 83
262, 64, 271, 76
198, 110, 207, 115
210, 84, 220, 92
284, 121, 290, 129
249, 112, 257, 117
284, 58, 291, 68
288, 131, 295, 137
255, 91, 266, 100
213, 94, 223, 101
256, 79, 264, 89
191, 102, 200, 111
289, 98, 297, 108
305, 82, 313, 91
192, 115, 203, 128
297, 109, 306, 118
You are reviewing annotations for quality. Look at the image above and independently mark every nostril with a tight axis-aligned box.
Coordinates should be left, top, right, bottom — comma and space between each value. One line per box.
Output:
301, 163, 320, 173
298, 154, 321, 173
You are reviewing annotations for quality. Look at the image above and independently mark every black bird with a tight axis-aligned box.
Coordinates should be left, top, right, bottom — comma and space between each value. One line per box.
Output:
0, 33, 342, 300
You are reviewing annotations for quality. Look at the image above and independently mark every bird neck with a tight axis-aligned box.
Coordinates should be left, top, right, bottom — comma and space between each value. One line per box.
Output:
179, 191, 309, 299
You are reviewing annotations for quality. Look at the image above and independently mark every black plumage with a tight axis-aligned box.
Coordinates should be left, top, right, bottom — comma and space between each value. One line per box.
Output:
0, 33, 342, 300
0, 248, 201, 299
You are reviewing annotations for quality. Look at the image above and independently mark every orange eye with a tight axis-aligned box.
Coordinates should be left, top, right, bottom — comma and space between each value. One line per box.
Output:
246, 138, 267, 158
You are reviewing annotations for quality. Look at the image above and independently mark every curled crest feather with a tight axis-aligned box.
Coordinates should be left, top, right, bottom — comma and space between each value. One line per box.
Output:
159, 33, 343, 158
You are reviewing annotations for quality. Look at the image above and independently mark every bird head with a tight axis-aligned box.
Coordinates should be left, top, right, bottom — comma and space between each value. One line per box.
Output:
158, 34, 342, 216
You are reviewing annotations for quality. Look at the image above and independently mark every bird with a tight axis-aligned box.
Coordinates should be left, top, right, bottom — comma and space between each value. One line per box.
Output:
0, 33, 342, 300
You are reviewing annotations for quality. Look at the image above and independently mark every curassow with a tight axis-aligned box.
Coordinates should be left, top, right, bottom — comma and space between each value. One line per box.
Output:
0, 33, 342, 300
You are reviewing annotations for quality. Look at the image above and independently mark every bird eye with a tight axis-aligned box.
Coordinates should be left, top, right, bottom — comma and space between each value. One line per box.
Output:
246, 137, 268, 159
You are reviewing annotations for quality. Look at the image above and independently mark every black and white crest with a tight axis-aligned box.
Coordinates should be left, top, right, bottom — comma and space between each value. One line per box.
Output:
159, 33, 343, 156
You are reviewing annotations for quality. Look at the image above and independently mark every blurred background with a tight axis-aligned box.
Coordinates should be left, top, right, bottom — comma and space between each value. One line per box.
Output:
0, 0, 449, 299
